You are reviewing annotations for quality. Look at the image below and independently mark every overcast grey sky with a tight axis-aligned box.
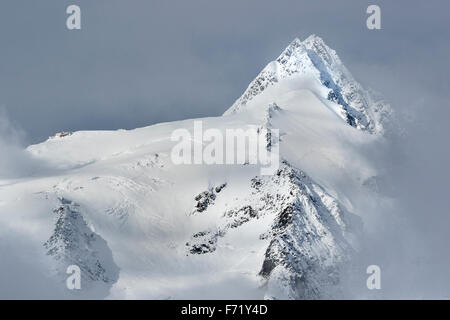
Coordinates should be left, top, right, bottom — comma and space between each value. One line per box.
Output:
0, 0, 448, 143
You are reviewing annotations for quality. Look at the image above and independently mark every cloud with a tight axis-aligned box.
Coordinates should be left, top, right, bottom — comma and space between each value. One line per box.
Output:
1, 0, 450, 298
0, 107, 47, 179
343, 90, 450, 298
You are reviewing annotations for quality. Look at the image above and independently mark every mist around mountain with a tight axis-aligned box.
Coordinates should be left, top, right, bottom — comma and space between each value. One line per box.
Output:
0, 35, 447, 299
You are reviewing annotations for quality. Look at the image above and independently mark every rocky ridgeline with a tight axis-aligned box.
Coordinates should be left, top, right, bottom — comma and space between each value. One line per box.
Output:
186, 161, 361, 299
44, 198, 119, 291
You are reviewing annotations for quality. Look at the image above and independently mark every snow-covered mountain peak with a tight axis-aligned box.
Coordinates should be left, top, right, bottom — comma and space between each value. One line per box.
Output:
276, 37, 303, 59
0, 35, 388, 300
276, 35, 332, 66
224, 35, 391, 134
302, 34, 336, 63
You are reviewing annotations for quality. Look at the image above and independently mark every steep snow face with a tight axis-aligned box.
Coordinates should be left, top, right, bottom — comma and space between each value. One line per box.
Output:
186, 161, 361, 299
0, 35, 385, 299
44, 198, 120, 290
224, 35, 391, 134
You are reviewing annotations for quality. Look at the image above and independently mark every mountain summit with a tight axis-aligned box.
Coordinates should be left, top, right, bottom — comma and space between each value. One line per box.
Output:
0, 35, 387, 299
224, 35, 390, 134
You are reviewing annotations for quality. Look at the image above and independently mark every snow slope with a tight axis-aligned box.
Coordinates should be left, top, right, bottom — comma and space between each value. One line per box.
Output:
225, 35, 390, 134
0, 36, 389, 299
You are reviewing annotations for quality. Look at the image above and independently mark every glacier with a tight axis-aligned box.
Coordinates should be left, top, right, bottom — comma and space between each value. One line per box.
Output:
0, 35, 391, 299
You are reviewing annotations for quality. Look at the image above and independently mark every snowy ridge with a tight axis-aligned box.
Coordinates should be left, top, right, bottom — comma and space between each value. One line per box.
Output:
0, 35, 386, 299
186, 161, 360, 299
44, 198, 120, 286
224, 35, 390, 134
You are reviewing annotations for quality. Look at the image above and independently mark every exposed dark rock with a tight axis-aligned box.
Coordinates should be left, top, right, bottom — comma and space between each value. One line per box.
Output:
215, 183, 227, 193
187, 160, 360, 298
191, 183, 227, 215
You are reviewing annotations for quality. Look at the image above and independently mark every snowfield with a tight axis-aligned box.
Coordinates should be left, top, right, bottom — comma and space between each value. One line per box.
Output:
0, 35, 391, 299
